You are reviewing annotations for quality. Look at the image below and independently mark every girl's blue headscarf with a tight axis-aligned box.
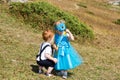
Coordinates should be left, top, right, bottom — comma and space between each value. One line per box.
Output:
55, 22, 66, 32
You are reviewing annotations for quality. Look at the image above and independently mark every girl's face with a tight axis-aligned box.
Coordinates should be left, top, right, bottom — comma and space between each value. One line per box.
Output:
56, 30, 63, 35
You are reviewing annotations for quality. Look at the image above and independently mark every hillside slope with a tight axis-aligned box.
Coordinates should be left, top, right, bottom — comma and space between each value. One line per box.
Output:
45, 0, 120, 48
0, 2, 120, 80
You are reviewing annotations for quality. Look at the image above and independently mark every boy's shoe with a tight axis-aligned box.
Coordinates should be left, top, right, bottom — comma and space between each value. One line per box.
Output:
38, 69, 43, 74
45, 73, 52, 77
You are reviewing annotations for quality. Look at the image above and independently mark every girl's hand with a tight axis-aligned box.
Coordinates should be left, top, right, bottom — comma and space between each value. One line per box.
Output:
66, 29, 70, 33
66, 29, 74, 40
52, 44, 58, 50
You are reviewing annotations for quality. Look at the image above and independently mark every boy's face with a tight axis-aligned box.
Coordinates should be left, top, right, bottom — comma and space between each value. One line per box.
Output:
49, 35, 54, 44
48, 31, 54, 44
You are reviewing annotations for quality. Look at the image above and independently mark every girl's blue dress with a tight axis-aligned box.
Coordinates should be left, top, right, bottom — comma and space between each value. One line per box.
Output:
54, 33, 83, 70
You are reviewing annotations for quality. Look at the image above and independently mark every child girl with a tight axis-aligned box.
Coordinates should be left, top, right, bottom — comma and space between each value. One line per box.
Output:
53, 20, 83, 79
36, 29, 57, 76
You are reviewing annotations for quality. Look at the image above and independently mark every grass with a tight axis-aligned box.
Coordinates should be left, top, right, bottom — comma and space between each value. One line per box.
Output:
0, 1, 120, 80
46, 0, 120, 36
8, 1, 94, 39
114, 19, 120, 25
77, 2, 87, 8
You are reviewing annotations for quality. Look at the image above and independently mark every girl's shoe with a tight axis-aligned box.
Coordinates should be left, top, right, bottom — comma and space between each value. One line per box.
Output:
56, 71, 64, 76
62, 71, 67, 79
62, 75, 67, 79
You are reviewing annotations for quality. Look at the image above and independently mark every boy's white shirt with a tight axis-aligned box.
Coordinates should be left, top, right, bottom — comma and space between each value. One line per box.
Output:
36, 42, 52, 61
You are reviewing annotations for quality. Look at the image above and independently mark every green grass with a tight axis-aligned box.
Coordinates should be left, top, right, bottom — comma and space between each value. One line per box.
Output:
9, 1, 94, 39
114, 19, 120, 25
0, 3, 120, 80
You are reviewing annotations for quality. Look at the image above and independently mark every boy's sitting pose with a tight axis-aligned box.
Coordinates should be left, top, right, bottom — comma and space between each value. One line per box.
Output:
36, 29, 57, 76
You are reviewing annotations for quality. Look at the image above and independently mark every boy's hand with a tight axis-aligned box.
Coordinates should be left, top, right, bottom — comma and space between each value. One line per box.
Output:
52, 44, 58, 50
53, 58, 57, 63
